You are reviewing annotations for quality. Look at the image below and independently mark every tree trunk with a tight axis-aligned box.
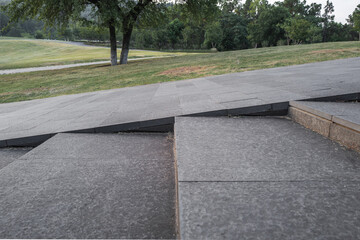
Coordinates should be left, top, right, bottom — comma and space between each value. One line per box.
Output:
358, 32, 360, 41
109, 22, 117, 66
119, 0, 152, 64
120, 25, 133, 65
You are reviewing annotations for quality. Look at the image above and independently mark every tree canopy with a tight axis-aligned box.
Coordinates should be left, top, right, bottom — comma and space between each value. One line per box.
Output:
2, 0, 219, 65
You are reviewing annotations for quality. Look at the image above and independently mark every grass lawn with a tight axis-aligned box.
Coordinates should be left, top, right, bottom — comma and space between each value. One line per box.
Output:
0, 37, 190, 70
0, 41, 359, 103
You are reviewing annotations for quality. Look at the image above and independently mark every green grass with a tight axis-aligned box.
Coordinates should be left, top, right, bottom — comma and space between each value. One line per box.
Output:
0, 41, 359, 103
0, 37, 190, 70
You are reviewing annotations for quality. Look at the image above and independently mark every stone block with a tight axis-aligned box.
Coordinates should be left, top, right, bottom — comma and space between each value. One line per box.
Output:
289, 107, 331, 137
330, 123, 360, 153
333, 116, 360, 132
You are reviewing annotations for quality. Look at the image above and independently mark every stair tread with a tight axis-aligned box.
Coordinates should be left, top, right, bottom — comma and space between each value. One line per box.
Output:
0, 133, 176, 239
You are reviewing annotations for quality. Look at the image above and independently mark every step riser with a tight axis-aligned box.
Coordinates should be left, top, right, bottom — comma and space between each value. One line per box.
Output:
289, 106, 360, 153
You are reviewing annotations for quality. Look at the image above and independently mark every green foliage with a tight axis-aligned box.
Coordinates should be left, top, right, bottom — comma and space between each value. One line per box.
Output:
257, 5, 289, 46
34, 30, 44, 39
152, 28, 168, 49
280, 0, 307, 17
167, 18, 184, 48
181, 25, 204, 49
282, 17, 312, 44
204, 21, 222, 49
0, 0, 359, 52
322, 0, 335, 42
306, 24, 322, 43
352, 4, 360, 33
220, 13, 248, 50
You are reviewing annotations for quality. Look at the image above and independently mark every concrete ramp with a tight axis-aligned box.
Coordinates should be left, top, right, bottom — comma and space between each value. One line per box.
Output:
0, 133, 177, 239
175, 116, 360, 239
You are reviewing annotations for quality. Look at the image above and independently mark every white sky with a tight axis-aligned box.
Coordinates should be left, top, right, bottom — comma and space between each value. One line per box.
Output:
267, 0, 359, 23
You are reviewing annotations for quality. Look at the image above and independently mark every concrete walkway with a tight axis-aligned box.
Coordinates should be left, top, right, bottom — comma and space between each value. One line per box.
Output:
0, 57, 359, 146
0, 56, 169, 75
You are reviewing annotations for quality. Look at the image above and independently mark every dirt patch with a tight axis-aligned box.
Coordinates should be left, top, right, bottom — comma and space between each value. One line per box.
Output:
158, 66, 216, 77
309, 48, 359, 55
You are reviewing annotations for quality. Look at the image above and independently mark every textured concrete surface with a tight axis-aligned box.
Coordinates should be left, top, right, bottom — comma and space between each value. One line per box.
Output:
0, 133, 177, 239
330, 123, 360, 153
175, 116, 360, 182
0, 148, 31, 170
289, 107, 332, 136
179, 182, 360, 240
175, 116, 360, 239
0, 57, 359, 146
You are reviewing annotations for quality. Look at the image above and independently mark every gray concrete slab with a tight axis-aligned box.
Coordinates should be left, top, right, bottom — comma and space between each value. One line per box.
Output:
0, 133, 177, 239
175, 116, 360, 182
179, 181, 360, 240
0, 148, 31, 170
0, 57, 359, 145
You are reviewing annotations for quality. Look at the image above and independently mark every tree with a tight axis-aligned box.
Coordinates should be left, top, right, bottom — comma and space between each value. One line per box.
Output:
167, 18, 184, 49
256, 5, 289, 46
282, 17, 312, 44
2, 0, 121, 65
281, 0, 306, 17
305, 3, 322, 25
349, 4, 360, 41
2, 0, 218, 65
0, 11, 9, 35
322, 0, 335, 42
204, 21, 223, 49
220, 13, 248, 50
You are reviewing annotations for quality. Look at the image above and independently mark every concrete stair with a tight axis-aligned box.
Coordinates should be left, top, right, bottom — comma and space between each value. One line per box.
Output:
175, 116, 360, 239
0, 101, 360, 239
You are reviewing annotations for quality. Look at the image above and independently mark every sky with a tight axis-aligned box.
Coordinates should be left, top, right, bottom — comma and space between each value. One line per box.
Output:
267, 0, 359, 23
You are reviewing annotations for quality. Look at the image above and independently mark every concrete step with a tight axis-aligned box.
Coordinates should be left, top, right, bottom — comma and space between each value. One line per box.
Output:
0, 133, 177, 239
289, 101, 360, 152
174, 116, 360, 239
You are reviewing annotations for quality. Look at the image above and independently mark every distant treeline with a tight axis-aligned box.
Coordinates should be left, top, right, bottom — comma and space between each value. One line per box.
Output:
1, 0, 359, 50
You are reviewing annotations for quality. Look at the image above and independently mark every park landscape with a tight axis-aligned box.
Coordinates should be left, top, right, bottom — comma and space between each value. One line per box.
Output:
0, 0, 360, 239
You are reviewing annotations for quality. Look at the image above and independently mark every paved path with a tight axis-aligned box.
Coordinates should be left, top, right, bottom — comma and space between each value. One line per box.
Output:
0, 56, 169, 75
0, 57, 359, 146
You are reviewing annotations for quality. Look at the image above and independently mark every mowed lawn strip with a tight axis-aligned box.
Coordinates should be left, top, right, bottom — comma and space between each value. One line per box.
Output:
0, 38, 191, 70
1, 41, 359, 103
